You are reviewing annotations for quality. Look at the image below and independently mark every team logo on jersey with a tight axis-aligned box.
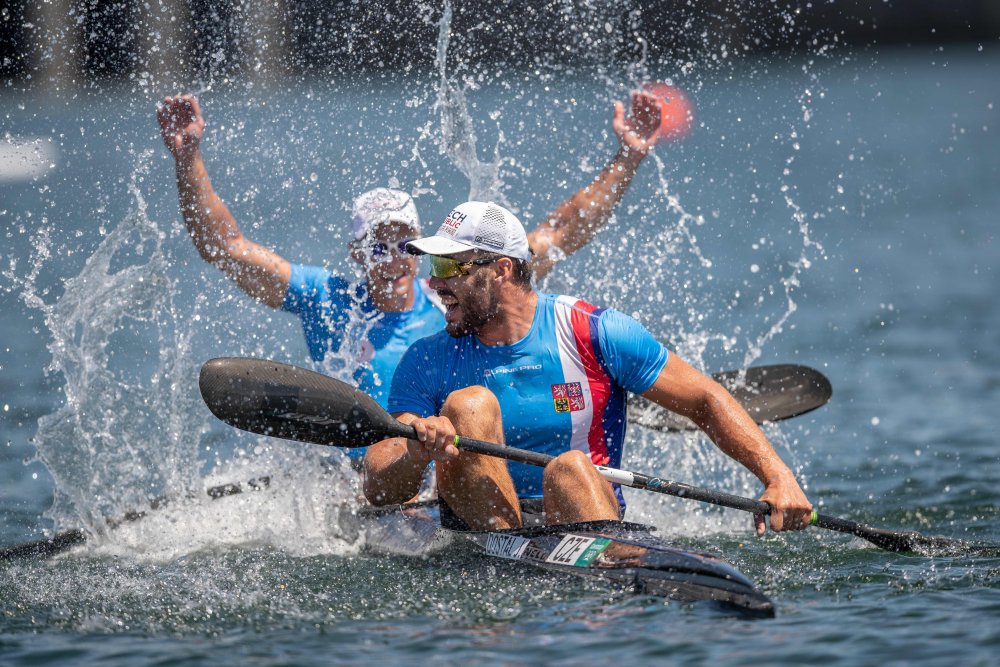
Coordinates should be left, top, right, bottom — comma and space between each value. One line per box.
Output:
551, 382, 585, 412
485, 363, 543, 379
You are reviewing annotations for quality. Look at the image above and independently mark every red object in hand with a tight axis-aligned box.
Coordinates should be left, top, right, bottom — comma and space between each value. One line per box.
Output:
642, 82, 695, 141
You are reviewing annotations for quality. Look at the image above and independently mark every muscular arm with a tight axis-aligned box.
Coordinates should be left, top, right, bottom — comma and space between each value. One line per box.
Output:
641, 354, 813, 534
364, 412, 459, 505
527, 91, 662, 281
159, 95, 291, 309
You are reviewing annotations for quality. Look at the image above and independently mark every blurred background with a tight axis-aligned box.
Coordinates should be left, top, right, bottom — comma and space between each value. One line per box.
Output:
2, 1, 999, 90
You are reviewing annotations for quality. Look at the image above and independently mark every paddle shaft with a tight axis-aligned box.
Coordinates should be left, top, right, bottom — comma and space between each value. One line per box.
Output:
451, 432, 777, 515
198, 357, 994, 555
452, 432, 998, 553
447, 433, 990, 551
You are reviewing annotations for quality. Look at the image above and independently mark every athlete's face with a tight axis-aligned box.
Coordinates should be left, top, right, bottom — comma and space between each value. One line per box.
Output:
351, 222, 419, 304
427, 252, 501, 338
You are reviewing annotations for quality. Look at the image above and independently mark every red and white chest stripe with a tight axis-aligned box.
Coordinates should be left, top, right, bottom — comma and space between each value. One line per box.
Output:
553, 296, 612, 465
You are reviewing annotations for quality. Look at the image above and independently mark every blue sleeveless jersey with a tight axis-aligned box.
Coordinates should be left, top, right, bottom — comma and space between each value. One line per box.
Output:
282, 263, 446, 456
388, 292, 669, 505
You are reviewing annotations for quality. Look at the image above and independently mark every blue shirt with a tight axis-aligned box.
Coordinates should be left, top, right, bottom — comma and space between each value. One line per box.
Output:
388, 292, 669, 505
282, 264, 446, 455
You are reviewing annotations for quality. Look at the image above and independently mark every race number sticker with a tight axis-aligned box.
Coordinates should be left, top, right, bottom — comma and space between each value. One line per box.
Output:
545, 535, 612, 566
484, 533, 530, 560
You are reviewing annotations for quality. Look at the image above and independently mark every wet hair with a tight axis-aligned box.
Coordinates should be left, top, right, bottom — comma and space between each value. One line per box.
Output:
509, 257, 533, 287
475, 250, 533, 288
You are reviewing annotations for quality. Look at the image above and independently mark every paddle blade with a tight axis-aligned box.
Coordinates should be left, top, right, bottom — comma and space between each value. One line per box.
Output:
813, 513, 1000, 557
199, 357, 408, 447
630, 364, 832, 432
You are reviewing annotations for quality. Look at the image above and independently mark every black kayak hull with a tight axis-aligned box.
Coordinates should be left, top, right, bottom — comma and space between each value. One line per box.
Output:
363, 506, 775, 616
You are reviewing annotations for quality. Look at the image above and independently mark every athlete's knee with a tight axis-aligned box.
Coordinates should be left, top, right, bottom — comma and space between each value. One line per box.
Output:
441, 385, 501, 424
544, 449, 594, 483
543, 451, 619, 524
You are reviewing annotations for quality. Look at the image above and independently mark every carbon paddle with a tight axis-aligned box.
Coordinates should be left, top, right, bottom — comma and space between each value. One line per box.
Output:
199, 357, 998, 556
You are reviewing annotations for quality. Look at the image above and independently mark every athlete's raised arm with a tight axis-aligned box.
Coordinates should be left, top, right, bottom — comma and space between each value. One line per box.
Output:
158, 94, 291, 309
527, 90, 662, 280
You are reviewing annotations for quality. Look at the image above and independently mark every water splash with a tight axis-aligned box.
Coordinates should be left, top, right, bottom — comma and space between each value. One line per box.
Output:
433, 1, 505, 203
20, 153, 202, 532
93, 448, 364, 562
12, 149, 366, 556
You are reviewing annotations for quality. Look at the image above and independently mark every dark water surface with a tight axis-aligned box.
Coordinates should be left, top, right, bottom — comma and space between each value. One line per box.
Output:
2, 45, 999, 665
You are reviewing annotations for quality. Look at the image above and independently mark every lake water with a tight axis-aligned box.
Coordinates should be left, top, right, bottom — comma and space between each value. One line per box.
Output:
1, 37, 998, 666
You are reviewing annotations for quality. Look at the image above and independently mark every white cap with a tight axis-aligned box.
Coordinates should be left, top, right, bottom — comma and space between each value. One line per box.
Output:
406, 201, 531, 261
351, 188, 420, 240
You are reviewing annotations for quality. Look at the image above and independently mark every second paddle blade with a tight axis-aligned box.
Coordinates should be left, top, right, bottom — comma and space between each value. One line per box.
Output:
199, 357, 404, 448
629, 364, 833, 432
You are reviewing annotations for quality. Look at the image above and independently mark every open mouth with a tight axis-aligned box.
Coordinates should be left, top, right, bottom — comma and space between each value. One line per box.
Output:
438, 292, 460, 317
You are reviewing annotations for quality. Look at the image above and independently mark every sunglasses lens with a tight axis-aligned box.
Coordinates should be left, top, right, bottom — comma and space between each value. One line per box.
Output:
369, 239, 415, 259
430, 256, 464, 278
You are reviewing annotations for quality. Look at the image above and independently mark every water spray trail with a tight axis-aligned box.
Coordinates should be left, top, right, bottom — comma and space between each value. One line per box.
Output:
648, 151, 714, 271
23, 153, 204, 533
433, 0, 505, 203
742, 91, 826, 369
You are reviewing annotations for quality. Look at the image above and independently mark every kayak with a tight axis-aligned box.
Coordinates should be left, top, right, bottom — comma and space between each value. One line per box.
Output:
2, 480, 773, 616
355, 500, 775, 616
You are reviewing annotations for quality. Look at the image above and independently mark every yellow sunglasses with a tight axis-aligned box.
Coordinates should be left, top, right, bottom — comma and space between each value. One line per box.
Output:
429, 255, 498, 279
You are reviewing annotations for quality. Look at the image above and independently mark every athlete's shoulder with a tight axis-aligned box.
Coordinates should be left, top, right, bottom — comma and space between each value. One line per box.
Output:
548, 292, 651, 337
328, 272, 350, 290
284, 264, 334, 313
547, 292, 608, 318
288, 264, 349, 294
